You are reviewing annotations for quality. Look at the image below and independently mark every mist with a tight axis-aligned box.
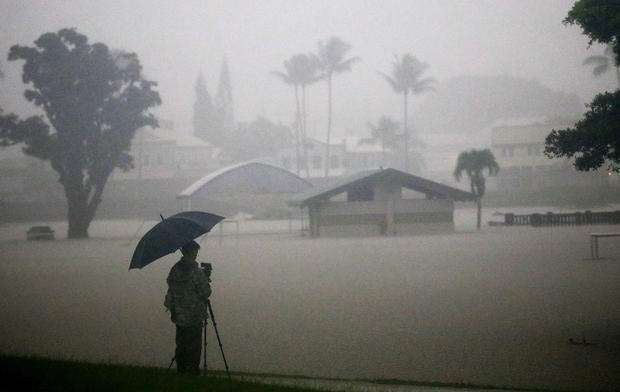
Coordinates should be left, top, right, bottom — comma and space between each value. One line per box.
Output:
1, 1, 620, 391
1, 0, 616, 135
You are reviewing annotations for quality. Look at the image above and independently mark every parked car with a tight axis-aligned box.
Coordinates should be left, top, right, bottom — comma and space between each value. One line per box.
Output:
26, 226, 55, 240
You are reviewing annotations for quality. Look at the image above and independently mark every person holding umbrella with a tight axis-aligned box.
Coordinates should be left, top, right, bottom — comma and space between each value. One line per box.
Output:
164, 240, 211, 374
131, 211, 230, 376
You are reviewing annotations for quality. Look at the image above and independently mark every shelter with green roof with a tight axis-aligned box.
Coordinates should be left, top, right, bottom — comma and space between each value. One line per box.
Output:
289, 168, 475, 237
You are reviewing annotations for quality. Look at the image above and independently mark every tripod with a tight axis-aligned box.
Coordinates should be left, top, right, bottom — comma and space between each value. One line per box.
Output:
168, 300, 230, 379
207, 300, 231, 378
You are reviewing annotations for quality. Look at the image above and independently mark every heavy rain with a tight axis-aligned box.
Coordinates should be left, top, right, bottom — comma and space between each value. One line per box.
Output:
0, 1, 619, 391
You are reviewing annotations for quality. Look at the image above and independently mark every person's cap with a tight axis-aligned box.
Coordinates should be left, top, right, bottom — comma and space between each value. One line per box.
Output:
180, 240, 200, 256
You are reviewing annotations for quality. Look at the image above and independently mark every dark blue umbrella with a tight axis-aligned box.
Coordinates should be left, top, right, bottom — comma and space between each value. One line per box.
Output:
130, 211, 225, 269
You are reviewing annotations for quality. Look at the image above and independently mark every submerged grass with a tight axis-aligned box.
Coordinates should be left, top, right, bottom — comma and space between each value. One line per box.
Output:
0, 354, 323, 392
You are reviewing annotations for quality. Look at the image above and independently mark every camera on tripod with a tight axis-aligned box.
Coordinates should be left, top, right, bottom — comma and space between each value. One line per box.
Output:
200, 262, 212, 277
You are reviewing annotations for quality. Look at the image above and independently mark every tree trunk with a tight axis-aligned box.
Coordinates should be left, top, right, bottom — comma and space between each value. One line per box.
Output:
294, 85, 301, 176
616, 66, 620, 89
403, 91, 409, 173
64, 167, 109, 239
66, 184, 91, 239
68, 211, 91, 238
325, 75, 332, 178
302, 84, 310, 178
476, 197, 482, 230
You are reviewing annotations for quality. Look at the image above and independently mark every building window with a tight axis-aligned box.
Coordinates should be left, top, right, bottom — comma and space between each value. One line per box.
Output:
330, 155, 339, 169
312, 155, 322, 169
348, 185, 374, 202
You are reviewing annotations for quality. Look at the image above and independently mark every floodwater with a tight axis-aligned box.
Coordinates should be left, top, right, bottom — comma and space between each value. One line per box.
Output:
0, 209, 619, 391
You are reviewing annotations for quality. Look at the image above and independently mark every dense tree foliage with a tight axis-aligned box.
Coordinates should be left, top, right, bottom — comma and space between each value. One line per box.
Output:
454, 149, 499, 230
545, 91, 620, 172
227, 116, 292, 162
367, 115, 401, 165
565, 0, 620, 66
1, 28, 160, 238
545, 0, 620, 172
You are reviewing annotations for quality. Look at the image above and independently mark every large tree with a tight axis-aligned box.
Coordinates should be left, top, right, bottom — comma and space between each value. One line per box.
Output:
545, 0, 620, 173
227, 116, 293, 162
454, 149, 499, 230
380, 54, 435, 173
1, 28, 160, 238
316, 37, 359, 177
545, 91, 620, 173
565, 0, 620, 66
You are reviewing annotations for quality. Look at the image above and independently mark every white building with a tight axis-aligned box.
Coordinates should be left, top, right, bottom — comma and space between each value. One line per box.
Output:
489, 119, 612, 191
112, 123, 217, 181
419, 132, 489, 187
274, 138, 346, 178
273, 137, 397, 180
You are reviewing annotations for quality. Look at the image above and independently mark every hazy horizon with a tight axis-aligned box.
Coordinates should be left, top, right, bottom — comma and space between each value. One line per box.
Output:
1, 0, 618, 141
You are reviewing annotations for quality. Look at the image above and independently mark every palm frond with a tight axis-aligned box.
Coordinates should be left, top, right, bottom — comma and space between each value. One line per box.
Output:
582, 55, 609, 66
454, 149, 499, 181
413, 77, 437, 94
381, 53, 434, 96
333, 56, 361, 74
378, 71, 402, 93
316, 36, 357, 76
593, 63, 610, 77
271, 70, 293, 85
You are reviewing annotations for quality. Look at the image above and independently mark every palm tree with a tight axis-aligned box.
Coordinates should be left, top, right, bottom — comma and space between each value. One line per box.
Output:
454, 149, 500, 230
296, 54, 321, 177
583, 44, 620, 87
273, 59, 302, 175
367, 116, 400, 166
316, 36, 359, 177
380, 54, 435, 173
273, 54, 320, 177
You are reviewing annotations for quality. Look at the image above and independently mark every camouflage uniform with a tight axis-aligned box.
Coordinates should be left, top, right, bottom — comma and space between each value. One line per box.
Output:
164, 257, 211, 373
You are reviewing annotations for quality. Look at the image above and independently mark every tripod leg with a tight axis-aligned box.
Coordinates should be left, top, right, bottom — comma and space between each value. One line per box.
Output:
207, 300, 231, 379
203, 318, 208, 375
168, 356, 176, 371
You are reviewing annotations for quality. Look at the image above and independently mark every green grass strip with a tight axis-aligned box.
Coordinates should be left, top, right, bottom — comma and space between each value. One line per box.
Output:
0, 354, 322, 392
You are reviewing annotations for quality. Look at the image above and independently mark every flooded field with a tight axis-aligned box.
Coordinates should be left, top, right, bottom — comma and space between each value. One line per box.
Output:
0, 217, 619, 391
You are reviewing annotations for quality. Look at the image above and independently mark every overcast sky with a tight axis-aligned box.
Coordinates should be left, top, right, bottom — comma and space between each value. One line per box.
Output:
1, 0, 616, 139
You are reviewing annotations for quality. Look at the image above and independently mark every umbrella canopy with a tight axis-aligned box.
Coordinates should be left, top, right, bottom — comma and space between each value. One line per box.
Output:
130, 211, 225, 269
